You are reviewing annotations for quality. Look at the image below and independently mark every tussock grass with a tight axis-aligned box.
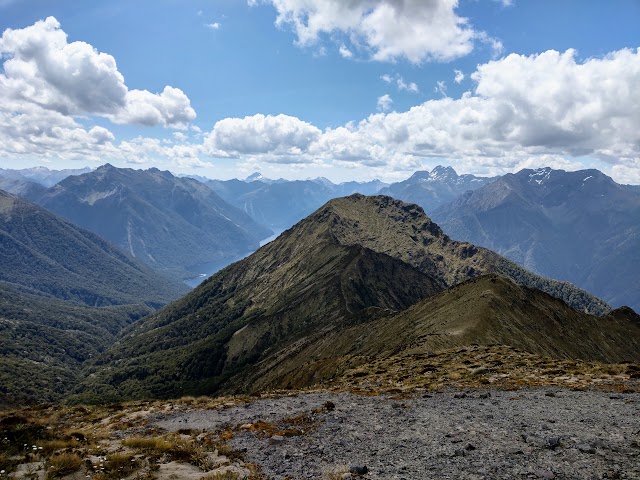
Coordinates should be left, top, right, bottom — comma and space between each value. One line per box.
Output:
46, 452, 83, 478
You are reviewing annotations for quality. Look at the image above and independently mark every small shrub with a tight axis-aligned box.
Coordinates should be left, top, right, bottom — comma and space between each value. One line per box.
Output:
40, 438, 79, 454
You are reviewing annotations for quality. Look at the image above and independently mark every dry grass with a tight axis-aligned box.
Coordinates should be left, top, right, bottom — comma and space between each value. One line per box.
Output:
46, 452, 83, 478
122, 436, 174, 453
101, 452, 140, 478
323, 464, 349, 480
331, 345, 640, 394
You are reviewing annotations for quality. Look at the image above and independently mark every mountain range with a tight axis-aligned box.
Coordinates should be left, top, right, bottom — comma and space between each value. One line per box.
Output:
432, 167, 640, 311
31, 165, 272, 281
203, 173, 387, 228
0, 166, 93, 187
4, 163, 639, 313
77, 195, 626, 402
378, 165, 494, 212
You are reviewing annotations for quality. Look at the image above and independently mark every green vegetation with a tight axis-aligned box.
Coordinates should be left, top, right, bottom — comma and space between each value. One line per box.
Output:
0, 284, 152, 405
0, 189, 186, 405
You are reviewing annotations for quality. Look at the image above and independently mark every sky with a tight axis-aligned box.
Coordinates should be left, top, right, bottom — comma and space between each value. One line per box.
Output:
0, 0, 639, 183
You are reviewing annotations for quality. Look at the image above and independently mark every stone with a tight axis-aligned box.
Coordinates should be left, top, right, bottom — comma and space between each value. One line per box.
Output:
269, 435, 285, 445
578, 444, 596, 454
534, 469, 555, 479
545, 437, 561, 450
349, 465, 368, 475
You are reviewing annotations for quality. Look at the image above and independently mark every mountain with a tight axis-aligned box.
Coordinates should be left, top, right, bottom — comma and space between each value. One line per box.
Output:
79, 195, 615, 401
431, 167, 640, 311
35, 165, 272, 280
203, 177, 387, 228
0, 166, 92, 187
0, 175, 48, 199
378, 165, 495, 212
0, 189, 186, 404
0, 189, 183, 306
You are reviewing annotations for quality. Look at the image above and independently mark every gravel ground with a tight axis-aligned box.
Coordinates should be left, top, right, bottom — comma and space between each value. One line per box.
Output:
154, 389, 640, 479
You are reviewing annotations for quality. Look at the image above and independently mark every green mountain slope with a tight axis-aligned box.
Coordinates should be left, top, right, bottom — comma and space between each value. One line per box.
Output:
235, 275, 640, 393
0, 189, 187, 405
0, 189, 184, 307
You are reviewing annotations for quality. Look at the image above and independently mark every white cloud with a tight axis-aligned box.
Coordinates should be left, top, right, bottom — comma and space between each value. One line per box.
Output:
204, 114, 322, 159
397, 77, 419, 93
381, 73, 419, 93
377, 94, 393, 112
339, 43, 353, 58
0, 17, 195, 129
255, 0, 480, 63
454, 69, 465, 83
110, 86, 195, 129
434, 80, 448, 97
207, 22, 221, 30
173, 132, 188, 142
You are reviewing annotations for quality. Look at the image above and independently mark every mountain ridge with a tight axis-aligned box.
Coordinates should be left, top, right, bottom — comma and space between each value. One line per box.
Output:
76, 194, 620, 402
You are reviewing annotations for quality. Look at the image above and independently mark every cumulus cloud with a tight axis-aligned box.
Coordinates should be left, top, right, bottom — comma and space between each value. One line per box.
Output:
204, 114, 322, 160
110, 86, 195, 129
454, 69, 465, 83
377, 94, 393, 112
0, 17, 195, 129
206, 22, 221, 30
255, 0, 480, 63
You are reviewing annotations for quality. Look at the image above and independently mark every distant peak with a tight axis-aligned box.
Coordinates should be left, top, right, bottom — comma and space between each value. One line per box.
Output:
408, 170, 431, 181
527, 166, 553, 185
245, 172, 264, 182
431, 165, 457, 176
311, 176, 335, 187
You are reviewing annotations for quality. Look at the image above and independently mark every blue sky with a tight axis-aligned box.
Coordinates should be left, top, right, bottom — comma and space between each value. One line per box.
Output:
0, 0, 639, 183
